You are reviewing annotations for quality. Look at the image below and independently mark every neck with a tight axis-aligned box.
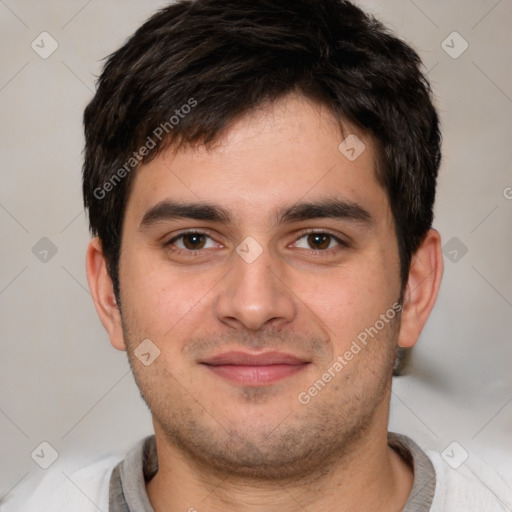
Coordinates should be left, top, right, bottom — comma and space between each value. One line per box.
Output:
146, 420, 413, 512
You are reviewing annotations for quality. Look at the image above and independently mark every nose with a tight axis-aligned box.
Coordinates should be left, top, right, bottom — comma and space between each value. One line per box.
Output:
215, 245, 297, 331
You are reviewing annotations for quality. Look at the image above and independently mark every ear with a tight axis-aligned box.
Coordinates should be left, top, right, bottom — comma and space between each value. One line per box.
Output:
397, 229, 444, 348
85, 237, 126, 351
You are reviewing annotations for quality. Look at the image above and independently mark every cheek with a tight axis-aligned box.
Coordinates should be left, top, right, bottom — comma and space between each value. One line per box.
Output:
290, 253, 399, 347
119, 249, 217, 339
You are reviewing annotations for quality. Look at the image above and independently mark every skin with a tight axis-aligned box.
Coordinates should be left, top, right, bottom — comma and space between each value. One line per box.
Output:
87, 93, 443, 511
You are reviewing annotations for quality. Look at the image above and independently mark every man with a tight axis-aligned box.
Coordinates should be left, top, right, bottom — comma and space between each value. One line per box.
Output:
4, 0, 511, 510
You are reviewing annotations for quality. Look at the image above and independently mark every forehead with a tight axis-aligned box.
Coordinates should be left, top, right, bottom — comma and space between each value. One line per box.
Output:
124, 94, 389, 227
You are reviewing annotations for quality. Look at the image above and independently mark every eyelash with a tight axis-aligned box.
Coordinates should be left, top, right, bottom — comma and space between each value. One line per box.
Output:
163, 229, 348, 256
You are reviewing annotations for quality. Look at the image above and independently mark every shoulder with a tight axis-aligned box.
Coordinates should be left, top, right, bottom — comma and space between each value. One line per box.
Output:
427, 448, 512, 511
1, 454, 122, 512
389, 432, 512, 511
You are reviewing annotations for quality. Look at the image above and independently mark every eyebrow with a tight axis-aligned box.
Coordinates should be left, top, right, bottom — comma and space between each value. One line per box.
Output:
276, 198, 373, 226
139, 197, 373, 230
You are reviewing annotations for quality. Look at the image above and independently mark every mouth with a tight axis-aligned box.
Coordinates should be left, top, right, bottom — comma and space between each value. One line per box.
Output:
200, 351, 311, 386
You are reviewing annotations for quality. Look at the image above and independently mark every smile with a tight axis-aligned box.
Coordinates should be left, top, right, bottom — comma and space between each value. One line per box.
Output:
200, 351, 310, 386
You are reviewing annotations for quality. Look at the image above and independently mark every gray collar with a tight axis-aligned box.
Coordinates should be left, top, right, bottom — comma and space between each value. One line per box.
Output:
388, 432, 436, 511
108, 435, 157, 512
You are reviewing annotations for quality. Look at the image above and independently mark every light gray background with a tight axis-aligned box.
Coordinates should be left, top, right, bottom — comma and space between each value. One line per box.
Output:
1, 0, 511, 503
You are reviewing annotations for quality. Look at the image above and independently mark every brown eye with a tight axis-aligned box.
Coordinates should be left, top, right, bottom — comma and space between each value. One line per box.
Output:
166, 232, 217, 252
182, 233, 207, 250
307, 233, 331, 250
293, 231, 346, 252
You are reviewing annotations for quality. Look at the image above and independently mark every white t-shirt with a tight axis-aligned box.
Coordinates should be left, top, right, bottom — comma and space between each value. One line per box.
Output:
2, 433, 511, 511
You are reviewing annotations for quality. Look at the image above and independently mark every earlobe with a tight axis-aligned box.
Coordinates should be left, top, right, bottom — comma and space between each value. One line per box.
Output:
85, 237, 127, 351
397, 229, 444, 348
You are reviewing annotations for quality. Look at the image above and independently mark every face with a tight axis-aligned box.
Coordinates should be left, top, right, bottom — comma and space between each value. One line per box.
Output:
116, 94, 403, 479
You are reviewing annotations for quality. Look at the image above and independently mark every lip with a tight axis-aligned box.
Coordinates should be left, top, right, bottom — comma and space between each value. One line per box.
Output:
200, 351, 310, 386
202, 351, 309, 366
